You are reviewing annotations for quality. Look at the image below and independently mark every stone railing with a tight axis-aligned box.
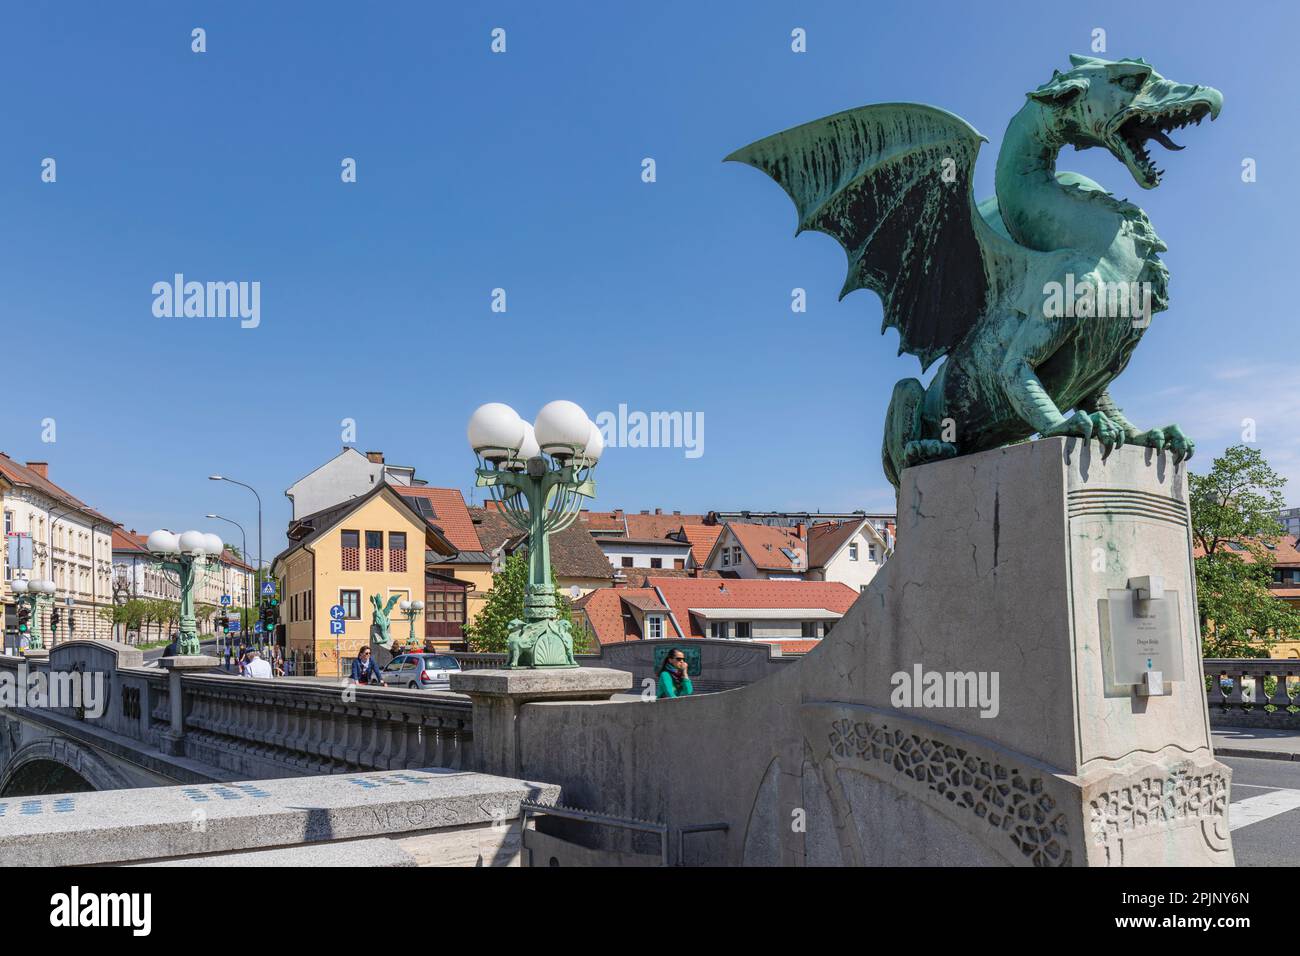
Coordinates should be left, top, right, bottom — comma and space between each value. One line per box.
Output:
172, 673, 472, 778
0, 643, 473, 786
1203, 658, 1300, 728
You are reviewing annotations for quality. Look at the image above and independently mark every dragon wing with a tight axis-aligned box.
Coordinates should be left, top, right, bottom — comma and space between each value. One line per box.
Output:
727, 103, 1031, 371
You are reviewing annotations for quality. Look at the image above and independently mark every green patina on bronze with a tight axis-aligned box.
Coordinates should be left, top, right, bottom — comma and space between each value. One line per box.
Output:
370, 593, 401, 649
728, 55, 1222, 487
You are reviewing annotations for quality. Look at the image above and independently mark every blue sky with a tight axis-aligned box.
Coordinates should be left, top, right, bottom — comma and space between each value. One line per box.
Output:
0, 0, 1294, 559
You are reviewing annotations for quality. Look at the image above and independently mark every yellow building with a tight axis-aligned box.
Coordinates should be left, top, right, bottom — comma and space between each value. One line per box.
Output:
272, 484, 461, 677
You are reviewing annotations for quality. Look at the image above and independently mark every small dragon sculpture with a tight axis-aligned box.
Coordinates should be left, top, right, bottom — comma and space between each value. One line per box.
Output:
728, 55, 1221, 487
369, 593, 401, 649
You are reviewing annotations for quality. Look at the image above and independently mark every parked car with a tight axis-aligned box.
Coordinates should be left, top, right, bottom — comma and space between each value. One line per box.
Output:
381, 653, 461, 689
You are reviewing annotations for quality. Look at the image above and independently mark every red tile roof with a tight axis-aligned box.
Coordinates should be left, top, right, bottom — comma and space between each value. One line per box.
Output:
649, 577, 858, 638
677, 524, 722, 566
0, 453, 115, 524
394, 487, 482, 551
726, 523, 808, 572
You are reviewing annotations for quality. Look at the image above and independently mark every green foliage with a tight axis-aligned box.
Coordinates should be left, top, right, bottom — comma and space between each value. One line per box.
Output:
1190, 445, 1300, 657
463, 551, 578, 653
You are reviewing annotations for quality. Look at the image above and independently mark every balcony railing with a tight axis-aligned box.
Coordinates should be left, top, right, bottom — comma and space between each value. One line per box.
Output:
1203, 658, 1300, 728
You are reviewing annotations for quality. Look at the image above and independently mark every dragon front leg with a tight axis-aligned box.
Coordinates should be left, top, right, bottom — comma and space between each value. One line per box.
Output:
998, 321, 1125, 456
1083, 389, 1195, 463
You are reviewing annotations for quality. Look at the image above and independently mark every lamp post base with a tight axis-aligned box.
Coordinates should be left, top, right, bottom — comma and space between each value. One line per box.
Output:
505, 618, 577, 669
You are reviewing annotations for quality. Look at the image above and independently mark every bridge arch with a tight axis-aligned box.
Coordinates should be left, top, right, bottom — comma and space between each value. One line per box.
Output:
0, 738, 130, 797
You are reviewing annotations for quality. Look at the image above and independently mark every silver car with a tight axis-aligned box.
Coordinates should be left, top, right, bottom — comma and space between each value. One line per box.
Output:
381, 653, 461, 689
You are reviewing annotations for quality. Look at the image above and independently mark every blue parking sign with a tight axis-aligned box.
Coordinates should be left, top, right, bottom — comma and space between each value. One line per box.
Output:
329, 620, 345, 635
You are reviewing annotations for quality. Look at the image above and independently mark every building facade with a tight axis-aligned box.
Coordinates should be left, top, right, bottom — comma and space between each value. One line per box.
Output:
273, 484, 460, 676
284, 447, 425, 522
1, 456, 117, 645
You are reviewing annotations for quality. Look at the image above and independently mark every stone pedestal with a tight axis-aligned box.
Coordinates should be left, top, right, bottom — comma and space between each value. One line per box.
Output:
502, 438, 1232, 867
451, 668, 632, 777
158, 655, 219, 756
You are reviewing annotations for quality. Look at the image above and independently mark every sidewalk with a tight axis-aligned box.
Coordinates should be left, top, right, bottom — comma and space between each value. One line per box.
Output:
1213, 727, 1300, 762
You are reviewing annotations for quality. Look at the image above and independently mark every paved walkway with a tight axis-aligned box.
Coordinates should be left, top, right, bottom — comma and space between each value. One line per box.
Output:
1213, 727, 1300, 761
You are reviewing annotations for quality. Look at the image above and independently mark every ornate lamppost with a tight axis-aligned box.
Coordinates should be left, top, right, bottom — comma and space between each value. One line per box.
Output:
398, 599, 425, 647
467, 400, 603, 669
11, 577, 56, 650
145, 529, 225, 656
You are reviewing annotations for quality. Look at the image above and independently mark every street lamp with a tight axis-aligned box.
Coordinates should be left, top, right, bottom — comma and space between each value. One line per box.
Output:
398, 599, 425, 647
468, 400, 602, 668
146, 528, 224, 656
209, 475, 262, 594
12, 577, 56, 651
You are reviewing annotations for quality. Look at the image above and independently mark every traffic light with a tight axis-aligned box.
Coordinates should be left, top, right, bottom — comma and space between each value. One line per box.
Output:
50, 608, 61, 627
17, 605, 29, 633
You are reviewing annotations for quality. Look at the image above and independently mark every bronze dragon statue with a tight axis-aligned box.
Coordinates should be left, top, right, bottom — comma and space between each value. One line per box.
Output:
728, 54, 1221, 487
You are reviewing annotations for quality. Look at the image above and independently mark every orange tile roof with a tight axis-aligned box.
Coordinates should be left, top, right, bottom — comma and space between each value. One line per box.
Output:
577, 510, 627, 533
1194, 534, 1300, 566
677, 524, 722, 566
625, 512, 706, 539
574, 587, 665, 644
650, 577, 858, 638
762, 639, 819, 655
112, 528, 150, 553
807, 519, 864, 568
394, 487, 482, 552
0, 453, 115, 524
727, 523, 808, 572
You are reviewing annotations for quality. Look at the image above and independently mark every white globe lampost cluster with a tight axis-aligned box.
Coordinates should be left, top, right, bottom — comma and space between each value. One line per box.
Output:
468, 400, 603, 668
146, 529, 225, 656
10, 577, 57, 650
398, 599, 426, 646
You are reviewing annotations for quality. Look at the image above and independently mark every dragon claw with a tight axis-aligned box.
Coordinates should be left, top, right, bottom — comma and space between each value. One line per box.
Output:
903, 439, 959, 467
1136, 425, 1194, 463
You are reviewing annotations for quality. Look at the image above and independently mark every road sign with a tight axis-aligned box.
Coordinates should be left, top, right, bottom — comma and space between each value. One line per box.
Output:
261, 580, 276, 596
329, 620, 345, 635
5, 533, 32, 573
227, 621, 241, 633
329, 604, 345, 621
220, 594, 232, 607
254, 621, 264, 634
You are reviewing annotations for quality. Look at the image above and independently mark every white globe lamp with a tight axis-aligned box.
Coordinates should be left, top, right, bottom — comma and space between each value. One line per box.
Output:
147, 530, 180, 555
468, 403, 525, 461
534, 400, 591, 458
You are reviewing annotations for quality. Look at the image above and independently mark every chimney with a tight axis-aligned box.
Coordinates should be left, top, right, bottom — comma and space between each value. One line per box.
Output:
655, 508, 662, 516
365, 451, 384, 464
613, 509, 623, 518
795, 522, 807, 539
26, 461, 48, 479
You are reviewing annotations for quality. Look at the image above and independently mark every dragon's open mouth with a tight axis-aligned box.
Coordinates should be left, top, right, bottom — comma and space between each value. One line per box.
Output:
1112, 98, 1218, 188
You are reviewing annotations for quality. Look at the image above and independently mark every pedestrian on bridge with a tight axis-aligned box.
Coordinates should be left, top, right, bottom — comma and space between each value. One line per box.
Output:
350, 646, 385, 686
656, 648, 693, 699
242, 647, 273, 679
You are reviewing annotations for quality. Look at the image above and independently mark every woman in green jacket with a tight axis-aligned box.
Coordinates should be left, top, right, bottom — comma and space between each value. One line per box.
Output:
657, 648, 693, 699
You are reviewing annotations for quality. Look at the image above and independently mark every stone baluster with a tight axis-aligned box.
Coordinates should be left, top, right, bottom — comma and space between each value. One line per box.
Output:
1271, 670, 1291, 708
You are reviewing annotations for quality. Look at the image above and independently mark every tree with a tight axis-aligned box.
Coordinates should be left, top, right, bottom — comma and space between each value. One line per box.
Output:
1189, 445, 1300, 657
463, 551, 585, 653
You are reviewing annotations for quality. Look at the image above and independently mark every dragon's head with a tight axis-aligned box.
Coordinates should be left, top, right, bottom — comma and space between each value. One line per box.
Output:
1029, 54, 1222, 189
